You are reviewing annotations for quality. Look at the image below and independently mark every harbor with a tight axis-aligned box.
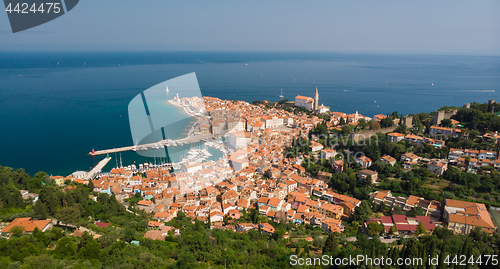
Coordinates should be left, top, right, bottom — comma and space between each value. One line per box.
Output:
85, 156, 112, 179
90, 142, 222, 179
89, 95, 209, 156
88, 134, 212, 156
170, 145, 214, 171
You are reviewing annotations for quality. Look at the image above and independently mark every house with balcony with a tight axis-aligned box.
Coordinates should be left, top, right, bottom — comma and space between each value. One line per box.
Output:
380, 155, 397, 166
387, 132, 405, 143
427, 160, 448, 176
356, 156, 372, 169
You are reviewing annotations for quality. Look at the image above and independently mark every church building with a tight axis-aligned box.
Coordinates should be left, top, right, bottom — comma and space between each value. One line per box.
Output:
295, 87, 320, 111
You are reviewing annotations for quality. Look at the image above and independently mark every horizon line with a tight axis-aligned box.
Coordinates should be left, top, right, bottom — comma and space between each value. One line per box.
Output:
1, 49, 500, 57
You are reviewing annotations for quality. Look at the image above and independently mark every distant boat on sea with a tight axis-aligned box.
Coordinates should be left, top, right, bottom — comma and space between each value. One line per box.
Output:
166, 86, 169, 93
279, 89, 284, 98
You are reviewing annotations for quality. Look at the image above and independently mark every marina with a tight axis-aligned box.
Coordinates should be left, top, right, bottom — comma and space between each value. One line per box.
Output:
170, 146, 214, 170
92, 143, 219, 178
88, 134, 212, 156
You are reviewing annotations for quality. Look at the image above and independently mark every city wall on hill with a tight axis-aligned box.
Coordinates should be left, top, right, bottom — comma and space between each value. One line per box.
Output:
350, 126, 397, 142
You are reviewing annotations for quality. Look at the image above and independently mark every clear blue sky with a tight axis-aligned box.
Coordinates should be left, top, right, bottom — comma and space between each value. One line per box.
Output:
0, 0, 499, 55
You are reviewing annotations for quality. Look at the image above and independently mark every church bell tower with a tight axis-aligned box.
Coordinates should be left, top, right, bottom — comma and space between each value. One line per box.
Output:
314, 87, 319, 112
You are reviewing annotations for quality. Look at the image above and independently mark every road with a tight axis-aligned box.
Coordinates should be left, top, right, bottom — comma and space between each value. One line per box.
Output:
346, 236, 401, 244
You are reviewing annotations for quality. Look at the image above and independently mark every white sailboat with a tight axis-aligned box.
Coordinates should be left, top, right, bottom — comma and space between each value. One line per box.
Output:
166, 86, 169, 93
279, 88, 284, 98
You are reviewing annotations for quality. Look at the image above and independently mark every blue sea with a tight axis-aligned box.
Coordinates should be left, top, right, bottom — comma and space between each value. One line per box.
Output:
0, 52, 499, 176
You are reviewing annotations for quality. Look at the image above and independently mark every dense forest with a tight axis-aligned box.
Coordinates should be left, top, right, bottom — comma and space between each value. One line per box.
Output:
1, 209, 499, 268
0, 165, 145, 226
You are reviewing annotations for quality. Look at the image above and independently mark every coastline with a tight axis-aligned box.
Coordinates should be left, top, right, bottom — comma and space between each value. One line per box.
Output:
167, 99, 200, 138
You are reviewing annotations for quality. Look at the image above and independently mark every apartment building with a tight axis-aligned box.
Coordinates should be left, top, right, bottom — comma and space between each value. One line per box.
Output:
443, 199, 496, 234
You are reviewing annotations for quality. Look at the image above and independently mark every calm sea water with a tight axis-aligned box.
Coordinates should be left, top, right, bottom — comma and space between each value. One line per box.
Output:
0, 52, 498, 176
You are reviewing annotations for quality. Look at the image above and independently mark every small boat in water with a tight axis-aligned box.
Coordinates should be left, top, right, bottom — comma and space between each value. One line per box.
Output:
279, 89, 284, 98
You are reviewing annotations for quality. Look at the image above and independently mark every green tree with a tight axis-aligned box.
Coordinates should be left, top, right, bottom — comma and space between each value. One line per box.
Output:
323, 233, 339, 255
370, 160, 387, 173
393, 206, 404, 215
416, 221, 427, 235
32, 227, 48, 246
9, 225, 25, 237
367, 222, 384, 237
19, 255, 60, 269
365, 175, 373, 187
313, 236, 326, 249
54, 237, 77, 259
409, 206, 425, 217
34, 199, 49, 220
351, 200, 372, 222
345, 221, 360, 236
122, 227, 136, 242
341, 125, 353, 136
0, 257, 11, 269
380, 117, 394, 128
32, 171, 48, 189
339, 117, 345, 126
394, 125, 407, 134
388, 225, 398, 235
55, 206, 80, 227
379, 201, 388, 213
357, 118, 367, 129
469, 129, 480, 141
440, 118, 452, 127
370, 121, 381, 130
78, 237, 100, 260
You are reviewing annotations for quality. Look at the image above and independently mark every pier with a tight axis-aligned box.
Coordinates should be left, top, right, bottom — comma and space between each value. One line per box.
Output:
88, 134, 212, 156
86, 156, 112, 179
